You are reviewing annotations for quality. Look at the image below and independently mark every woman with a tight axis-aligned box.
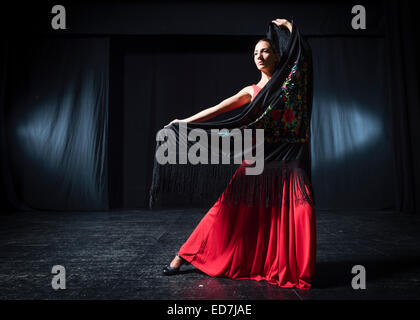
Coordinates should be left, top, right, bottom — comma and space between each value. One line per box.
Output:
164, 19, 289, 128
158, 18, 316, 290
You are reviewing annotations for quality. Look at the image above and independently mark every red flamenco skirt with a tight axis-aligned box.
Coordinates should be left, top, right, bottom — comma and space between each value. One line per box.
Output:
177, 161, 317, 290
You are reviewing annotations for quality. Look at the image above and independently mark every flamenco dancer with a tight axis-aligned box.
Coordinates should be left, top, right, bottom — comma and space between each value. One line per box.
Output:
152, 18, 316, 290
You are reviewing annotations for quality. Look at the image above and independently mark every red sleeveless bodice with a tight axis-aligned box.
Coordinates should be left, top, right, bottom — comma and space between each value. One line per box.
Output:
252, 84, 262, 101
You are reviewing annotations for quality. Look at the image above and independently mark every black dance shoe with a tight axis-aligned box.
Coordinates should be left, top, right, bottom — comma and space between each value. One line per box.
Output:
162, 254, 189, 276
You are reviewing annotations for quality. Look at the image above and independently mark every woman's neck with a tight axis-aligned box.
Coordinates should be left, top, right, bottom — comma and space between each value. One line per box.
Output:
258, 71, 272, 87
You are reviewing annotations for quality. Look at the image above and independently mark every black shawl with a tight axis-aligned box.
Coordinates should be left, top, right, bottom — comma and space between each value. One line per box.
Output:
149, 20, 315, 209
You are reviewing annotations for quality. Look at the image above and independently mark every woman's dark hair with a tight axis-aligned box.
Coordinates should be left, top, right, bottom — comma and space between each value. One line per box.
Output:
255, 37, 280, 56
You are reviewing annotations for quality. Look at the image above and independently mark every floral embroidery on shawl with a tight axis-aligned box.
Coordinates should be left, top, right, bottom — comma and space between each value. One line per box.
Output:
244, 55, 311, 144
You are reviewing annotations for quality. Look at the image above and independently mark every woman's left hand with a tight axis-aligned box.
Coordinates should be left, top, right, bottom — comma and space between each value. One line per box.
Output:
271, 19, 292, 32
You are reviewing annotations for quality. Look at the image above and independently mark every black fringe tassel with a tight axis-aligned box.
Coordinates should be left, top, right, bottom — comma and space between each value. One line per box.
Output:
149, 158, 315, 209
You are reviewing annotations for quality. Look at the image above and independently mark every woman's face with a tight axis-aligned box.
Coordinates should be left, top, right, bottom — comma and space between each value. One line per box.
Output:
254, 40, 278, 73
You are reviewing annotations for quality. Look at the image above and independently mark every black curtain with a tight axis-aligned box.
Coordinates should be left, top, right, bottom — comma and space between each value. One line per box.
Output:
384, 0, 420, 214
0, 37, 109, 211
309, 36, 393, 210
0, 0, 419, 213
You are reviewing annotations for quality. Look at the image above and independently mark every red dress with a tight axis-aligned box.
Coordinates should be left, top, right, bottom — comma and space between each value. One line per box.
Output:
177, 84, 317, 290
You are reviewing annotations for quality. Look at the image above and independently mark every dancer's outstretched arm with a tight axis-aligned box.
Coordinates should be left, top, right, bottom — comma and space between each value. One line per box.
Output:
165, 86, 253, 127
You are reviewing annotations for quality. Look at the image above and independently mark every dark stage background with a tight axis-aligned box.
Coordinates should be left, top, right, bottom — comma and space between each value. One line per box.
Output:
0, 0, 419, 213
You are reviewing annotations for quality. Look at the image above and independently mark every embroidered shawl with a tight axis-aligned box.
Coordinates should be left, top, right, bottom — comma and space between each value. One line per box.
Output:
149, 20, 315, 209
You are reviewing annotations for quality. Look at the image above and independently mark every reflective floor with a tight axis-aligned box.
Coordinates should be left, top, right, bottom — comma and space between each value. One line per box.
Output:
0, 208, 419, 300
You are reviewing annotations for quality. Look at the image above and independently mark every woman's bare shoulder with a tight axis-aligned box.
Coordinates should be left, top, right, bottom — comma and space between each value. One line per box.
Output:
237, 85, 254, 98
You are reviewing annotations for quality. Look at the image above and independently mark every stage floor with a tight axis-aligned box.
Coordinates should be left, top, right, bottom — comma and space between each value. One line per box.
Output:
0, 208, 419, 300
